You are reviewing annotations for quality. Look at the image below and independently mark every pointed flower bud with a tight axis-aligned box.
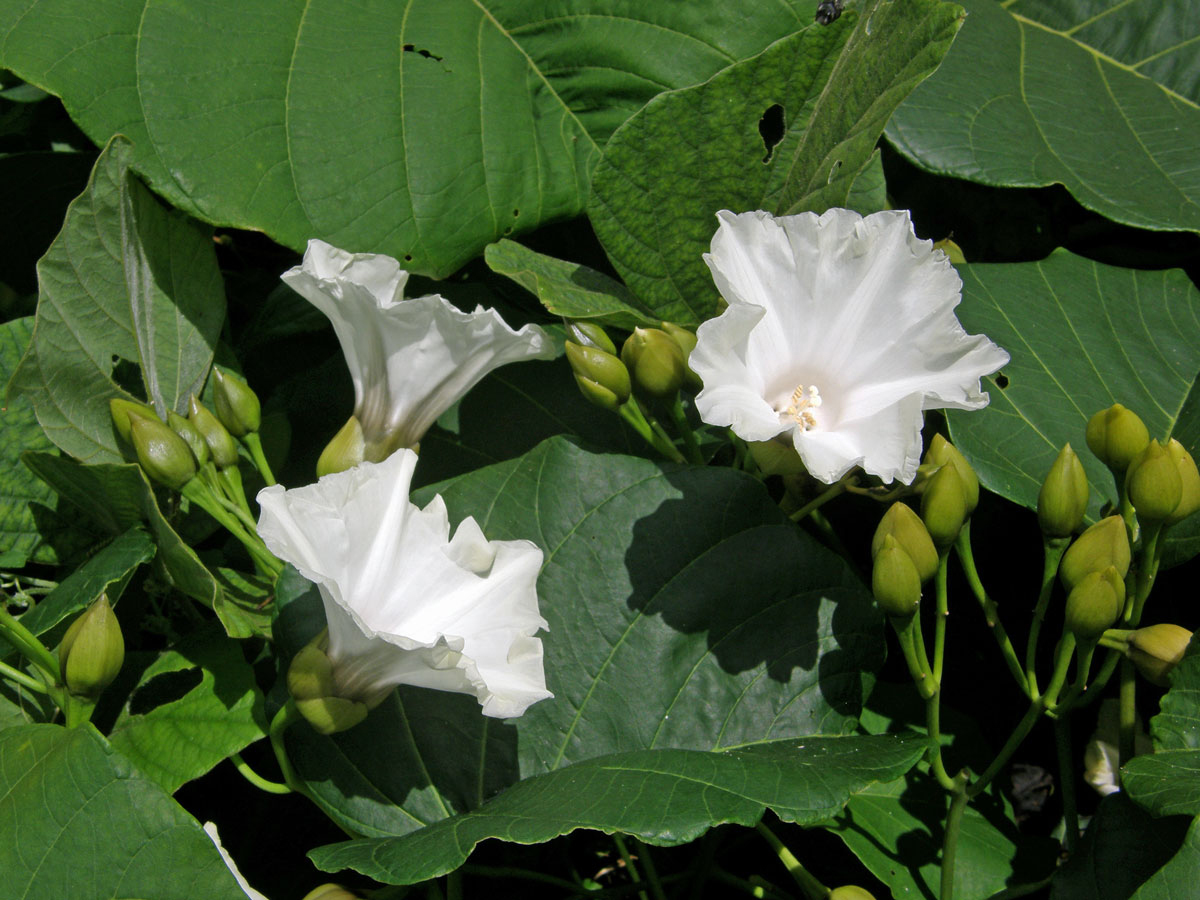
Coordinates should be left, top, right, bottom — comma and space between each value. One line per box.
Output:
109, 397, 158, 445
621, 327, 686, 401
1038, 444, 1089, 537
565, 341, 631, 412
924, 435, 979, 515
167, 410, 210, 468
1165, 439, 1200, 526
1126, 440, 1183, 524
921, 462, 967, 548
59, 594, 124, 698
1059, 515, 1130, 592
660, 321, 702, 390
212, 368, 261, 437
1086, 404, 1150, 474
189, 396, 239, 468
872, 502, 938, 583
1065, 566, 1124, 642
872, 535, 922, 619
128, 412, 197, 489
565, 320, 617, 355
302, 886, 361, 900
317, 415, 367, 478
829, 889, 878, 900
1128, 623, 1192, 686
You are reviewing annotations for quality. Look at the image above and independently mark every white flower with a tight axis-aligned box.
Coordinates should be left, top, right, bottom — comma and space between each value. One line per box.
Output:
691, 209, 1009, 485
256, 449, 552, 719
281, 240, 554, 459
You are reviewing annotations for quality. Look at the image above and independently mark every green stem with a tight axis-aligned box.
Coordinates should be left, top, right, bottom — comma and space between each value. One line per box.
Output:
1050, 642, 1096, 714
933, 551, 949, 685
619, 402, 686, 463
242, 432, 276, 486
754, 821, 828, 900
708, 868, 795, 900
955, 526, 1028, 694
633, 839, 667, 900
789, 477, 855, 522
1129, 522, 1163, 625
63, 695, 96, 728
0, 606, 61, 681
181, 479, 283, 577
445, 868, 462, 900
230, 751, 292, 794
1041, 634, 1077, 710
969, 700, 1043, 798
941, 786, 970, 900
268, 701, 307, 795
1118, 656, 1137, 770
668, 396, 704, 465
893, 616, 936, 700
460, 865, 596, 895
0, 658, 50, 694
217, 465, 256, 522
1054, 717, 1079, 855
612, 834, 648, 900
1026, 538, 1070, 699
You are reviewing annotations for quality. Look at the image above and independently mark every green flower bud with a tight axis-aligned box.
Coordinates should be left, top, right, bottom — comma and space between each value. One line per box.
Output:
872, 502, 938, 583
287, 642, 337, 701
302, 885, 361, 900
316, 416, 366, 478
188, 396, 240, 468
212, 368, 261, 437
128, 412, 198, 489
1127, 440, 1183, 524
1038, 443, 1089, 537
565, 320, 616, 355
59, 594, 124, 699
1059, 515, 1130, 592
167, 410, 210, 468
621, 327, 686, 401
565, 341, 631, 411
932, 238, 966, 265
1128, 623, 1192, 686
1165, 439, 1200, 526
923, 434, 979, 515
921, 462, 967, 548
295, 696, 369, 735
660, 321, 703, 390
1086, 404, 1150, 474
109, 397, 157, 445
1064, 566, 1124, 642
829, 888, 878, 900
872, 535, 922, 619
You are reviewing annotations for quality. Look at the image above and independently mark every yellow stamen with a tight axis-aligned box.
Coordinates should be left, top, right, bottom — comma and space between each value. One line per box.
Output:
784, 384, 822, 431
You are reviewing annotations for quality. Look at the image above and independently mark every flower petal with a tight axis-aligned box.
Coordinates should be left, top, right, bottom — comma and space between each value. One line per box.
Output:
257, 450, 552, 718
282, 241, 555, 453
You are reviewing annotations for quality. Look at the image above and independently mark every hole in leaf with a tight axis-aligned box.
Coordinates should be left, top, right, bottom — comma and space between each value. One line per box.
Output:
401, 44, 444, 62
128, 667, 203, 715
404, 254, 413, 262
828, 159, 843, 182
110, 356, 143, 397
995, 373, 1010, 390
758, 104, 785, 164
512, 208, 520, 217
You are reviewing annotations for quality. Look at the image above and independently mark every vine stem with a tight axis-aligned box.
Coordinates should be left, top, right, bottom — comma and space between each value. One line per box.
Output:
612, 834, 649, 900
1025, 538, 1070, 699
955, 526, 1027, 694
754, 821, 827, 900
0, 658, 50, 694
618, 402, 686, 463
242, 432, 276, 486
667, 396, 704, 465
268, 701, 307, 795
789, 476, 855, 522
230, 751, 292, 795
941, 783, 970, 900
1055, 717, 1079, 854
0, 606, 60, 681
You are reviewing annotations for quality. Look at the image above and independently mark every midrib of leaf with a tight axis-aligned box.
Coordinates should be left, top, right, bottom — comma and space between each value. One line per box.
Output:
1008, 10, 1200, 110
471, 0, 600, 156
284, 0, 320, 240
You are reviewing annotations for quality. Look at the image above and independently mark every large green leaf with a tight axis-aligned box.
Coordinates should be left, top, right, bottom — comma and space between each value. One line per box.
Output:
1050, 793, 1191, 900
0, 316, 56, 567
276, 438, 884, 837
0, 724, 250, 900
836, 773, 1058, 899
887, 0, 1200, 234
946, 251, 1200, 560
7, 136, 225, 464
109, 624, 265, 793
309, 735, 923, 884
0, 0, 815, 278
588, 0, 964, 325
22, 452, 220, 609
17, 525, 154, 638
1131, 815, 1200, 898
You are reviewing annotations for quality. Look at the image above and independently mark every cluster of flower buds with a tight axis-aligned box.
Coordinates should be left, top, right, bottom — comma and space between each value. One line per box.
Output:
565, 320, 702, 410
564, 321, 631, 412
871, 502, 937, 620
